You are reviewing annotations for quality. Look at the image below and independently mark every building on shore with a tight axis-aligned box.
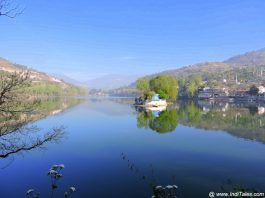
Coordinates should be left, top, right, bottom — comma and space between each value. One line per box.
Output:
198, 87, 229, 100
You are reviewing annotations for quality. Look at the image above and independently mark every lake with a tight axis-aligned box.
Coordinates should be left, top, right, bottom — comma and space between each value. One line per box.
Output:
1, 97, 265, 198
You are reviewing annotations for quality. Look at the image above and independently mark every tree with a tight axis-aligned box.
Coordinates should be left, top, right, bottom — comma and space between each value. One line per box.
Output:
178, 79, 185, 89
0, 0, 23, 18
186, 75, 203, 97
149, 75, 178, 100
0, 71, 30, 107
136, 77, 150, 92
187, 81, 197, 97
0, 72, 65, 159
191, 75, 203, 86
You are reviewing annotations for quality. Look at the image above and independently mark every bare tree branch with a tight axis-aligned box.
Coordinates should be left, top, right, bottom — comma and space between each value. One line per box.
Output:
0, 126, 65, 158
0, 0, 24, 18
0, 72, 66, 160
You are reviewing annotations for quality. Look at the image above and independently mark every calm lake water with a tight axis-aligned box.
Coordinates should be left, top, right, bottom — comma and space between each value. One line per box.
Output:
1, 97, 265, 198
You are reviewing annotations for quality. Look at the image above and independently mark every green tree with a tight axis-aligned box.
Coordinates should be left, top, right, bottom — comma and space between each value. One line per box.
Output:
192, 75, 203, 86
149, 75, 178, 100
178, 79, 185, 89
187, 81, 197, 97
186, 75, 203, 97
136, 78, 150, 92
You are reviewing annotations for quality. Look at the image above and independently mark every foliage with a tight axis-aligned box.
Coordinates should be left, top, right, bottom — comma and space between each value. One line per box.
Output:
186, 75, 203, 97
186, 81, 197, 97
149, 75, 178, 100
136, 78, 150, 92
178, 79, 185, 89
0, 71, 30, 105
136, 75, 178, 100
21, 82, 86, 96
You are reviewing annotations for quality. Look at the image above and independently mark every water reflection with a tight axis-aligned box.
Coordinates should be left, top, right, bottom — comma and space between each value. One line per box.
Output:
135, 99, 265, 143
136, 106, 178, 133
1, 97, 265, 197
0, 97, 82, 162
178, 100, 265, 143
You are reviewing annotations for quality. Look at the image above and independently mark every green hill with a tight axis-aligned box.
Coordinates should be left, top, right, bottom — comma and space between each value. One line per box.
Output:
0, 57, 87, 96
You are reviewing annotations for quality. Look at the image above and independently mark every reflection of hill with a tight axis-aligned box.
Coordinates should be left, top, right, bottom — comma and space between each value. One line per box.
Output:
0, 98, 82, 159
178, 100, 265, 144
0, 98, 82, 130
87, 97, 135, 116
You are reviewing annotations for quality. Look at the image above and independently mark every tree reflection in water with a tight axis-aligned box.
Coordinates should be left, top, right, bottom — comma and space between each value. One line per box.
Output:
135, 100, 265, 144
136, 106, 178, 133
0, 73, 68, 164
0, 101, 65, 165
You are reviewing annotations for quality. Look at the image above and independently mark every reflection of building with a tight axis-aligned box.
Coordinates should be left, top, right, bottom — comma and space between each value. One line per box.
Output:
197, 100, 229, 112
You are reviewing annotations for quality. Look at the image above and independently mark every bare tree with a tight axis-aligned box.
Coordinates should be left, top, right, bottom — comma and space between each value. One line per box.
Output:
0, 71, 30, 106
0, 72, 65, 161
0, 0, 23, 18
0, 126, 64, 158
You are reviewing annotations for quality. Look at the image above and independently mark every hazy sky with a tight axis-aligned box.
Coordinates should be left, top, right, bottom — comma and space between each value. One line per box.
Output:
1, 0, 265, 81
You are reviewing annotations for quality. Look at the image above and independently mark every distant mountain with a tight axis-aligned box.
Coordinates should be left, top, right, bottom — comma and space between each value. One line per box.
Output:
224, 48, 265, 66
51, 73, 87, 88
86, 74, 140, 90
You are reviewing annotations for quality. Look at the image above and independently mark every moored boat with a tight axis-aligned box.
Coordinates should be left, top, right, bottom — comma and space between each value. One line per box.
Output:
135, 94, 167, 107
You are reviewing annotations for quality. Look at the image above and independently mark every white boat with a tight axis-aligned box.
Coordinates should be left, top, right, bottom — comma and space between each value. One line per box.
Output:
135, 94, 167, 107
144, 94, 167, 107
144, 100, 167, 107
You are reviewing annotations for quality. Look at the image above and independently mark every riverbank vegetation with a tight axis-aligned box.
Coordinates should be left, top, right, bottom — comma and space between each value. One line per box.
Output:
136, 75, 178, 101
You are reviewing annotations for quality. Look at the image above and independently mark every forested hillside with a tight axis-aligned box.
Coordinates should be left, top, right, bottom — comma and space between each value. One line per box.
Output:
0, 57, 87, 96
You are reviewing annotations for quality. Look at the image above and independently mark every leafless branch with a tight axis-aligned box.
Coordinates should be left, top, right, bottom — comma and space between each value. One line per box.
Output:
0, 126, 65, 158
0, 0, 24, 18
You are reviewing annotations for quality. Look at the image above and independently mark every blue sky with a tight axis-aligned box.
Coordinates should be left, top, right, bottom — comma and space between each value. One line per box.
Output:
0, 0, 265, 81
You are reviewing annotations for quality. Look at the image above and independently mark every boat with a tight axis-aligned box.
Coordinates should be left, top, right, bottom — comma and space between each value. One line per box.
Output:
135, 94, 167, 107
